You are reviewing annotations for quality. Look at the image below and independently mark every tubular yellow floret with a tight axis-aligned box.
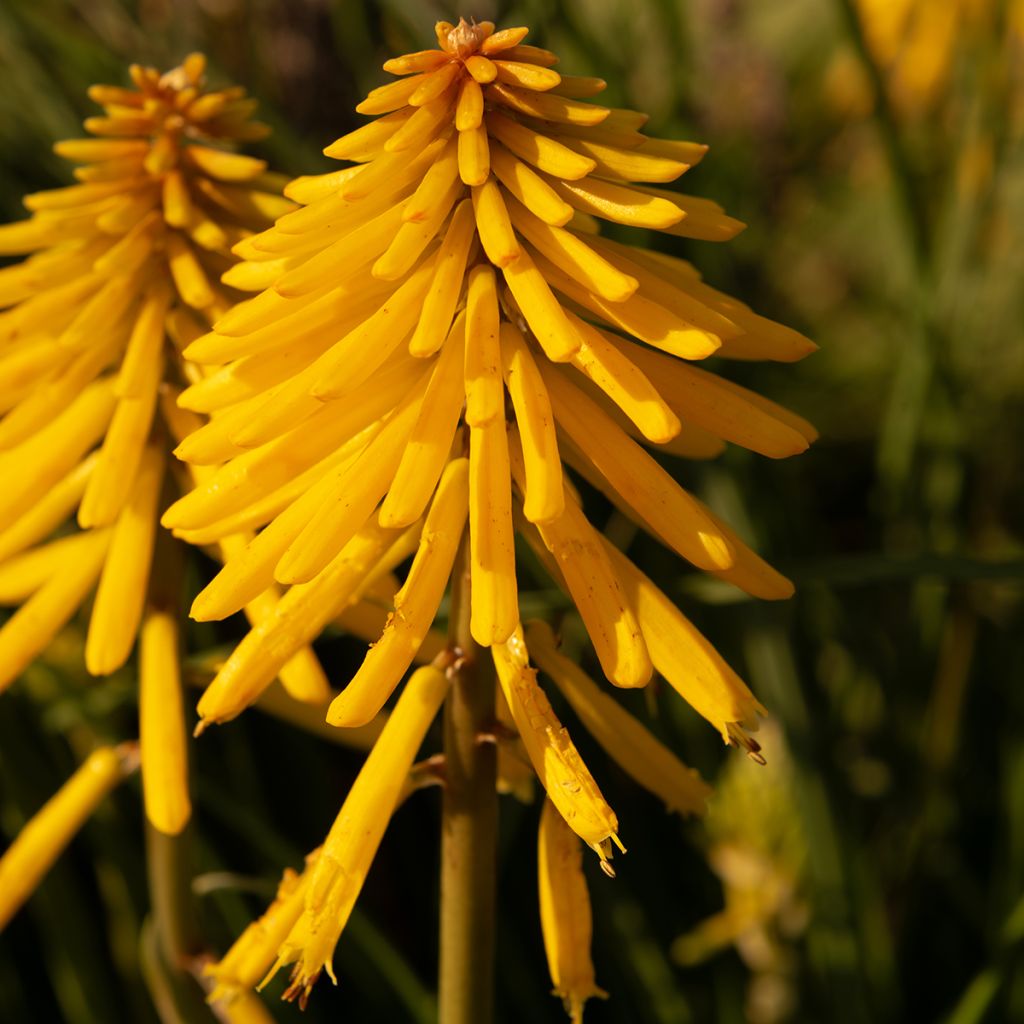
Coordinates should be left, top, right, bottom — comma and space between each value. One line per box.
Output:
85, 445, 164, 676
326, 457, 468, 728
493, 626, 623, 867
207, 854, 317, 1003
269, 664, 450, 1001
0, 745, 135, 931
510, 433, 650, 689
500, 323, 564, 523
139, 606, 191, 834
603, 541, 766, 747
538, 798, 607, 1024
197, 523, 395, 728
0, 529, 111, 692
527, 620, 711, 816
468, 411, 519, 646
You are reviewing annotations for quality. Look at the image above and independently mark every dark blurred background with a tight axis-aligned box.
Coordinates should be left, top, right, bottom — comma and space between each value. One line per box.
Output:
1, 1, 1022, 1022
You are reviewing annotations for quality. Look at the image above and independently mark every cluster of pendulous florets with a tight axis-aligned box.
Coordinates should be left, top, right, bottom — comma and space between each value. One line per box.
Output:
170, 18, 816, 1010
0, 20, 817, 1023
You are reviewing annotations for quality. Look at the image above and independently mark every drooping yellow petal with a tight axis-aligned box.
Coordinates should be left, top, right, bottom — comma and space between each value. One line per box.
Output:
458, 124, 490, 186
500, 323, 563, 523
140, 606, 191, 835
380, 321, 466, 528
490, 143, 573, 226
603, 540, 766, 750
501, 248, 582, 362
455, 76, 484, 130
510, 432, 650, 689
408, 198, 476, 357
485, 112, 596, 180
0, 745, 134, 931
78, 352, 163, 529
492, 627, 623, 868
527, 620, 711, 815
564, 315, 680, 444
469, 411, 518, 646
506, 193, 637, 302
270, 664, 450, 1000
471, 177, 520, 267
538, 797, 607, 1024
0, 533, 102, 605
85, 446, 164, 675
540, 366, 734, 572
489, 83, 608, 126
372, 177, 463, 281
326, 458, 468, 728
463, 264, 504, 426
605, 335, 812, 457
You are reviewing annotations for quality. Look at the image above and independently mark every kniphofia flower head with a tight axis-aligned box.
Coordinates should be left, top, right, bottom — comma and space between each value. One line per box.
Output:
0, 55, 309, 833
179, 18, 816, 1008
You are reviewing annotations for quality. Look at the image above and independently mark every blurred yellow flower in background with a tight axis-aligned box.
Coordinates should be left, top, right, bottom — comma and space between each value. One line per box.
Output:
0, 54, 304, 835
187, 18, 817, 1010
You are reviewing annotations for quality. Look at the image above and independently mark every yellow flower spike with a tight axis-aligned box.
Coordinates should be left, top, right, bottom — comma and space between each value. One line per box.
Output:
527, 620, 712, 816
207, 853, 318, 1003
0, 54, 290, 687
85, 445, 165, 676
469, 411, 518, 646
326, 458, 468, 728
538, 798, 608, 1024
0, 529, 111, 692
493, 626, 624, 869
270, 665, 451, 1001
500, 322, 564, 524
197, 522, 396, 729
509, 431, 650, 689
139, 605, 190, 834
168, 17, 815, 850
0, 744, 136, 930
603, 541, 766, 752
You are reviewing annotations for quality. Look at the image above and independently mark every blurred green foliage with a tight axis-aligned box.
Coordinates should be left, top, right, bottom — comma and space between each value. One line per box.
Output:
1, 1, 1022, 1022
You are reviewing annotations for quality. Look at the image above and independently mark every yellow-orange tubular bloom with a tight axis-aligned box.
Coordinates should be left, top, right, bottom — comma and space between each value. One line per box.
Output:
169, 18, 814, 859
0, 55, 327, 832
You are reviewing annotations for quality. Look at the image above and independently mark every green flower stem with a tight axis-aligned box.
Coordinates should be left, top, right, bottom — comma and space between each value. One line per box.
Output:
438, 533, 498, 1024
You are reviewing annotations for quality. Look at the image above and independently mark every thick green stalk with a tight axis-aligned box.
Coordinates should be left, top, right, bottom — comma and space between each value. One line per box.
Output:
438, 535, 498, 1024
